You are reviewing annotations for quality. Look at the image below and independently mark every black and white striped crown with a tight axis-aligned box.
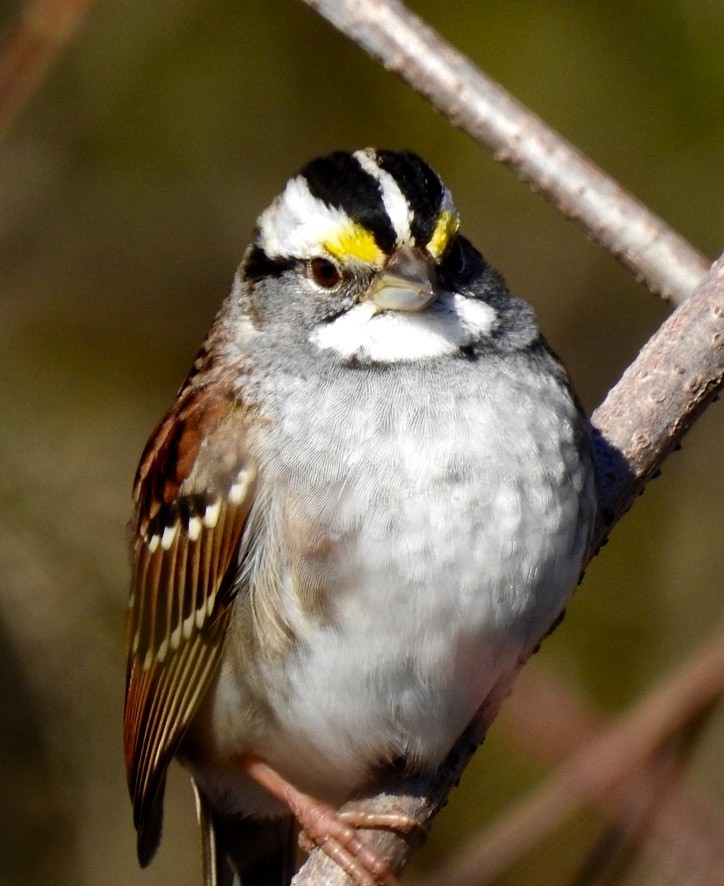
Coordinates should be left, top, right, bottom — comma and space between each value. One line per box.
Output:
254, 148, 459, 267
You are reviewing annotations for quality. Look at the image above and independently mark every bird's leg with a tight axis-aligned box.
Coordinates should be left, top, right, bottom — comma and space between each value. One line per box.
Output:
242, 756, 401, 886
338, 808, 421, 834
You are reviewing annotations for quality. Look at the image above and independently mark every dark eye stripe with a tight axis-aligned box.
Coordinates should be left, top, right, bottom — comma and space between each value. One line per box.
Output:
374, 150, 444, 247
301, 152, 397, 254
244, 244, 296, 281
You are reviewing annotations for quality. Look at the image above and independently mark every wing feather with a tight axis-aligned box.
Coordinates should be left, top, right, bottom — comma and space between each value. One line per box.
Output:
123, 383, 256, 865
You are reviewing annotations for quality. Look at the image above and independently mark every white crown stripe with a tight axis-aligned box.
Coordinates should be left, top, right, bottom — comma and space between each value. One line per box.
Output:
353, 149, 412, 244
257, 177, 358, 260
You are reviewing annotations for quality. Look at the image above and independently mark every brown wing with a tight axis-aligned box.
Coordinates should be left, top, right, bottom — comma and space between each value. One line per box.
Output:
123, 381, 256, 865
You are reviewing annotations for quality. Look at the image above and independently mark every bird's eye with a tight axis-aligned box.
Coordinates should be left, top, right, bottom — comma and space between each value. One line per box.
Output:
441, 235, 466, 278
309, 257, 342, 289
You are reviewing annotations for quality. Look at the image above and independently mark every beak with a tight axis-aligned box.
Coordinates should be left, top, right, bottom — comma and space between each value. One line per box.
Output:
365, 245, 438, 313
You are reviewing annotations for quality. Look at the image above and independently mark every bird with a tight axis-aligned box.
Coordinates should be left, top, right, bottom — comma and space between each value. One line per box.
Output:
123, 148, 597, 885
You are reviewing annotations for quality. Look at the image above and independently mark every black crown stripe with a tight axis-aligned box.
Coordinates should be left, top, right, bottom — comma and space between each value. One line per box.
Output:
375, 150, 444, 248
300, 152, 397, 254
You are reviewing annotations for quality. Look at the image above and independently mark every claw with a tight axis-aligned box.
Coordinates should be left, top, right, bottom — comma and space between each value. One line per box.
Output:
242, 756, 401, 885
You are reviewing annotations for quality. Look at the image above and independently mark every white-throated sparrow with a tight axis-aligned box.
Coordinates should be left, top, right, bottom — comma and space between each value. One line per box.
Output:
123, 149, 596, 885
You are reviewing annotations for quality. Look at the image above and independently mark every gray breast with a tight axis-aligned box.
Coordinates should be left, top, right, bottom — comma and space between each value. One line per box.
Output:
249, 350, 593, 642
218, 347, 594, 790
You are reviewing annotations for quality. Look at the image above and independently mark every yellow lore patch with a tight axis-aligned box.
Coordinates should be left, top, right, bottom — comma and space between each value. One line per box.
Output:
426, 210, 460, 259
323, 223, 383, 264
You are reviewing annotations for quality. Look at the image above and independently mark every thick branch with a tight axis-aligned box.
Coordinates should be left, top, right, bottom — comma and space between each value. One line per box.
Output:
590, 253, 724, 549
301, 0, 710, 305
292, 256, 724, 884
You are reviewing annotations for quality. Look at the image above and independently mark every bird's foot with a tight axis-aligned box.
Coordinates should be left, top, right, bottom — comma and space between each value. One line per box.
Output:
243, 756, 406, 885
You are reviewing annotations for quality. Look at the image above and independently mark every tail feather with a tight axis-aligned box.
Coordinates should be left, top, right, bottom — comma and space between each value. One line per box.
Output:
192, 779, 296, 886
192, 780, 235, 886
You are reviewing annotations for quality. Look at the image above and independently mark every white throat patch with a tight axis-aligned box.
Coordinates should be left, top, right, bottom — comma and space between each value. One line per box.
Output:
309, 294, 498, 363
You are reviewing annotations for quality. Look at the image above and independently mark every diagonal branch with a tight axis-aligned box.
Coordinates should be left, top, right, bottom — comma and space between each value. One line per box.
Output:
301, 0, 710, 305
590, 253, 724, 549
417, 625, 724, 886
292, 253, 724, 884
0, 0, 96, 140
499, 665, 724, 883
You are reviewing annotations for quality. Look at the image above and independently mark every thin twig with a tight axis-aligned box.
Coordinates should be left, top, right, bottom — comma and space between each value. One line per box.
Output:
416, 622, 724, 886
0, 0, 96, 140
301, 0, 710, 305
418, 662, 724, 886
293, 254, 724, 884
510, 668, 724, 882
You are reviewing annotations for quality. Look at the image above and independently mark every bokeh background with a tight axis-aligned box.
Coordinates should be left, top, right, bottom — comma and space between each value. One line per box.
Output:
0, 1, 722, 883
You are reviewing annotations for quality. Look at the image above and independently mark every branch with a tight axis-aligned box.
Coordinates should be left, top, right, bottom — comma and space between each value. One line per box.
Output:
419, 643, 724, 886
0, 0, 96, 141
301, 0, 710, 305
292, 253, 724, 884
503, 665, 724, 880
590, 253, 724, 550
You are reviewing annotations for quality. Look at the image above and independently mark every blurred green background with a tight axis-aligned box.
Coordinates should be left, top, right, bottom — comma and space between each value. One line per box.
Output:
0, 1, 722, 883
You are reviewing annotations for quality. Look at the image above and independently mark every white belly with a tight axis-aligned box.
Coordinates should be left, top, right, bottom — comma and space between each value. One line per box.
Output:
193, 360, 592, 813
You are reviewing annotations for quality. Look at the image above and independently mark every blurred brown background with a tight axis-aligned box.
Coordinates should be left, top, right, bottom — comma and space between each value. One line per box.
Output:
0, 1, 722, 883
